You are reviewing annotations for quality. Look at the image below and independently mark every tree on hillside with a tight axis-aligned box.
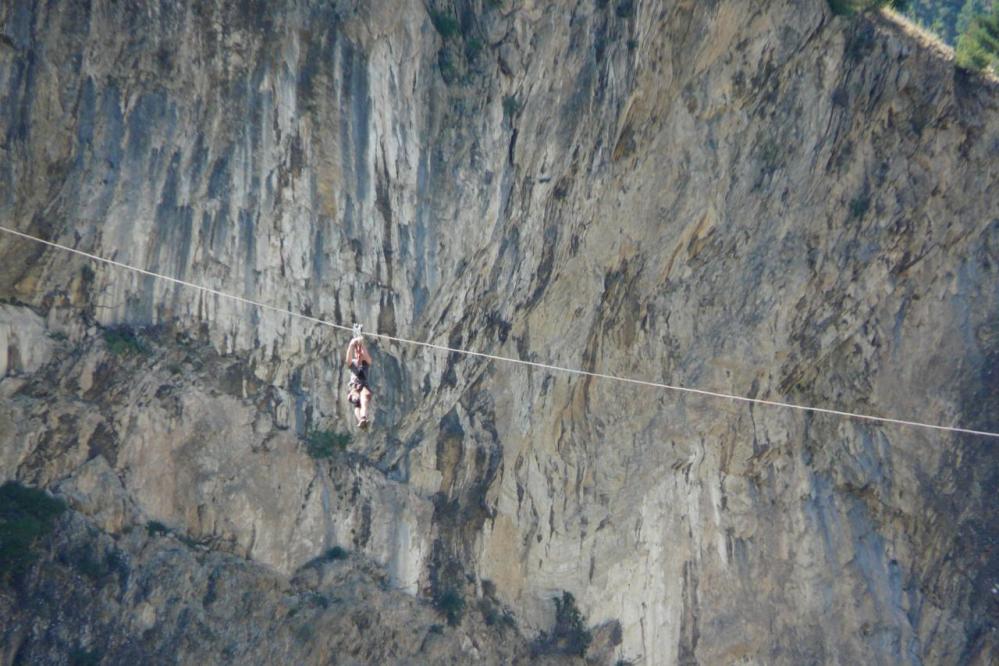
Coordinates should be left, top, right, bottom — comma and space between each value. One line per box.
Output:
956, 0, 990, 38
956, 1, 999, 72
829, 0, 908, 17
903, 0, 987, 45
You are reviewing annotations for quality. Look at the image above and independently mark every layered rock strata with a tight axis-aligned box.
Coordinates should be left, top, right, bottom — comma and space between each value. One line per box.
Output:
1, 0, 997, 663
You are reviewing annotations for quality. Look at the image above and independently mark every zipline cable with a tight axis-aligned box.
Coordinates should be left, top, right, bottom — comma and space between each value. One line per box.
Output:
2, 223, 997, 440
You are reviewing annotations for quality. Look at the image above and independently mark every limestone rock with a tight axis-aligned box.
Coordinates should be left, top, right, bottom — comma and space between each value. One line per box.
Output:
0, 305, 51, 377
1, 0, 997, 663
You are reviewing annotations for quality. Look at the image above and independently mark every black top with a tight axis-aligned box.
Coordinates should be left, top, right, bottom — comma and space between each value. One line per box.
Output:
350, 360, 369, 387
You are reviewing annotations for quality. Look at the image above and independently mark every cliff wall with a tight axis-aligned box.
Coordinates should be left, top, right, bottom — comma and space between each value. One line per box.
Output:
1, 0, 997, 663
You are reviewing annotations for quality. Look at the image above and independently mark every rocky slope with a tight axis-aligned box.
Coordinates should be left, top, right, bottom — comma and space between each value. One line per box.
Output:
1, 0, 997, 663
1, 475, 530, 665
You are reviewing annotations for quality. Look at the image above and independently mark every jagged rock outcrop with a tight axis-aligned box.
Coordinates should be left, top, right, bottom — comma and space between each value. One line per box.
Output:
1, 0, 997, 663
1, 483, 530, 664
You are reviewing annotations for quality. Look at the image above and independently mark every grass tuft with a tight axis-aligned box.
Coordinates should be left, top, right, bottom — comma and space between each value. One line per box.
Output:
0, 481, 66, 581
304, 429, 351, 459
430, 10, 460, 39
103, 326, 149, 356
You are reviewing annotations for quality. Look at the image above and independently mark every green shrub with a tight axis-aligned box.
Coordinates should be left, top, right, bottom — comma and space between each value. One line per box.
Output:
0, 481, 66, 581
103, 326, 148, 356
71, 546, 107, 580
502, 95, 521, 118
434, 587, 465, 626
535, 591, 592, 657
430, 10, 460, 39
106, 548, 129, 583
436, 46, 461, 84
304, 429, 351, 459
616, 0, 636, 18
956, 2, 999, 72
464, 36, 484, 61
146, 520, 169, 537
69, 647, 102, 666
829, 0, 907, 15
850, 194, 870, 219
479, 597, 516, 630
554, 591, 591, 656
323, 546, 348, 561
757, 138, 781, 175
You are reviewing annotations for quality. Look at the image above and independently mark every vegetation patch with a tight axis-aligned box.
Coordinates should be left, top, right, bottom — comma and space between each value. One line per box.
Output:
70, 545, 107, 580
850, 194, 871, 219
502, 95, 521, 118
429, 10, 460, 39
103, 326, 149, 356
69, 648, 102, 666
829, 0, 908, 16
438, 48, 460, 84
901, 0, 989, 46
956, 2, 999, 73
0, 481, 66, 582
534, 591, 592, 657
433, 587, 465, 627
478, 597, 516, 631
616, 0, 636, 18
464, 36, 484, 62
322, 546, 348, 561
304, 429, 351, 459
146, 520, 170, 537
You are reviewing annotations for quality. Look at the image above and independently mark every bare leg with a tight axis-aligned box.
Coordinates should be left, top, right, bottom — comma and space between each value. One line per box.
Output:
348, 389, 363, 426
359, 388, 372, 423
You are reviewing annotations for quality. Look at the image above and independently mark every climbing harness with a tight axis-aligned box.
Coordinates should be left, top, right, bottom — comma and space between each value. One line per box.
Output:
0, 223, 997, 440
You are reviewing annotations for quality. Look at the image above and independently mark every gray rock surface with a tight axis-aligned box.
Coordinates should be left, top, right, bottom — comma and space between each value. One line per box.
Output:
1, 498, 528, 664
1, 0, 997, 663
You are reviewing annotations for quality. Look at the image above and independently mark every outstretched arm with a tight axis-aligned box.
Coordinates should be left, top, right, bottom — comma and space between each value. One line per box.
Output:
357, 341, 373, 365
345, 338, 358, 365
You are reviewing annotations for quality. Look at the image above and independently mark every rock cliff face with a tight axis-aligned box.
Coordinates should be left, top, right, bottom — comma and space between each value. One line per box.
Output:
1, 0, 997, 663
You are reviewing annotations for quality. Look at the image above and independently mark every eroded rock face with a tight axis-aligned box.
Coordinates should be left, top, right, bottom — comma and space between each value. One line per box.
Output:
1, 0, 997, 663
1, 501, 527, 665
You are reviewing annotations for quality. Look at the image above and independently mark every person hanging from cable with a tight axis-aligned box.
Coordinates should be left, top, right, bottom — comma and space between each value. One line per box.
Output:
345, 325, 373, 429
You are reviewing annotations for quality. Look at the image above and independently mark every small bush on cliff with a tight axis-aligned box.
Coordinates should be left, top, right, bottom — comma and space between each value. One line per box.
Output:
502, 95, 521, 118
69, 648, 102, 666
430, 10, 460, 39
616, 0, 637, 18
0, 481, 66, 582
849, 194, 871, 219
534, 591, 592, 657
68, 544, 107, 580
304, 429, 351, 459
146, 520, 169, 537
479, 597, 516, 631
322, 546, 348, 561
434, 587, 465, 626
103, 326, 149, 356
